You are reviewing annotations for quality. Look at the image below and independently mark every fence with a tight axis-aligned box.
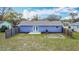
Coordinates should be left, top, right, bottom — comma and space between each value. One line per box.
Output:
63, 28, 73, 38
5, 27, 19, 38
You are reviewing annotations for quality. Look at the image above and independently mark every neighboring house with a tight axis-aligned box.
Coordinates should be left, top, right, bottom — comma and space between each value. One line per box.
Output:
63, 22, 70, 26
69, 22, 79, 32
0, 21, 12, 29
63, 22, 71, 29
17, 21, 64, 33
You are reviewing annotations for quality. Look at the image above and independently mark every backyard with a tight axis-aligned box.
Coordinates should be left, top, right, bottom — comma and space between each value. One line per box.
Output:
0, 32, 79, 51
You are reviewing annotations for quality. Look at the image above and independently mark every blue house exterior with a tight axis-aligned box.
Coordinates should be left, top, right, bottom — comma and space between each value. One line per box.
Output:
17, 21, 64, 33
19, 26, 33, 32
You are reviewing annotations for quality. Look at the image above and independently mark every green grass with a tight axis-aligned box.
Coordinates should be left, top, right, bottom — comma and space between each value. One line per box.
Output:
72, 32, 79, 39
0, 33, 79, 51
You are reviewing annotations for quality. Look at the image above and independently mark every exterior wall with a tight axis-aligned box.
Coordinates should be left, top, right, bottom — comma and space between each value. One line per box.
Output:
47, 26, 63, 32
19, 25, 63, 33
71, 25, 79, 32
38, 26, 47, 32
38, 26, 63, 32
19, 26, 33, 32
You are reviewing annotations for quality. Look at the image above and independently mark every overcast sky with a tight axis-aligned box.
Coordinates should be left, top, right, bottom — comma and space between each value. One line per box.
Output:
13, 7, 79, 20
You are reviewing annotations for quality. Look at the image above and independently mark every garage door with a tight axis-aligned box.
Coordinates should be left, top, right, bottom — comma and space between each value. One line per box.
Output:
19, 26, 33, 32
47, 26, 63, 32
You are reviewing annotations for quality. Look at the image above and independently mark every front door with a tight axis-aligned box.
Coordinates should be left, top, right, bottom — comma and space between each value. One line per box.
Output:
32, 26, 39, 32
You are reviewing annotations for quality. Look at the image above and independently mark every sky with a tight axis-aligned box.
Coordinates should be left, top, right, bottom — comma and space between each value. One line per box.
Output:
13, 7, 79, 20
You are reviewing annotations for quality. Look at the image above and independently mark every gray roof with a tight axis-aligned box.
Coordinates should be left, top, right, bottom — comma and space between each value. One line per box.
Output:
71, 22, 79, 26
17, 21, 63, 26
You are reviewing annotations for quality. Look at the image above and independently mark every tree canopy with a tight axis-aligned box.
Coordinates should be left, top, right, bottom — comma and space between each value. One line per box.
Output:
31, 14, 39, 21
46, 14, 61, 21
0, 7, 13, 20
69, 12, 78, 23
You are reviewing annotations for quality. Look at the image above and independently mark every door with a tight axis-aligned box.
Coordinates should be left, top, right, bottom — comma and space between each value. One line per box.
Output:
32, 26, 39, 32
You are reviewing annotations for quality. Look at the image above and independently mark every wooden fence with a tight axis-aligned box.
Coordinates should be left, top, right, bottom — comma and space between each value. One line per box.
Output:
63, 28, 73, 38
5, 27, 19, 38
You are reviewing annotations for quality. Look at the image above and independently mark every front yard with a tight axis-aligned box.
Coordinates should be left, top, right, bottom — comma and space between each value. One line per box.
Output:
0, 32, 79, 51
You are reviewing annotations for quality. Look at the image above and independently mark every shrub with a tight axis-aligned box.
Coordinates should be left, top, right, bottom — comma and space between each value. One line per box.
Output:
0, 25, 8, 32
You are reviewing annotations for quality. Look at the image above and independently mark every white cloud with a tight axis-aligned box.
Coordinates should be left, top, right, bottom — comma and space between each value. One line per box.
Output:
23, 10, 37, 20
61, 16, 71, 20
22, 8, 63, 20
22, 7, 79, 20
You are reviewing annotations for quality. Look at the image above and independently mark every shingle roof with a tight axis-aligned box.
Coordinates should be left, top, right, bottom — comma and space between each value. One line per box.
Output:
17, 21, 63, 26
71, 22, 79, 26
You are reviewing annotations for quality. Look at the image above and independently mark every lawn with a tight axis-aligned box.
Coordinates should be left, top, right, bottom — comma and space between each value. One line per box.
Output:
0, 32, 79, 51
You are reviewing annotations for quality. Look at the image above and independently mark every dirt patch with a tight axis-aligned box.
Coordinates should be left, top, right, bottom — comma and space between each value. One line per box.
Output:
47, 34, 65, 39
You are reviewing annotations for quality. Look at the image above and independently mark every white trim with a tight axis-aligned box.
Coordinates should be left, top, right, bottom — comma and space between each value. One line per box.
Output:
29, 26, 41, 34
32, 26, 39, 32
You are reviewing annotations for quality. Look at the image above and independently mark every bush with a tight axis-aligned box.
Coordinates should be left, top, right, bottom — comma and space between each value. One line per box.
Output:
0, 25, 8, 32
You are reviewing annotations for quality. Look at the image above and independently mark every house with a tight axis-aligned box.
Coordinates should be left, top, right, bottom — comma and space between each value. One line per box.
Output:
0, 21, 12, 29
63, 22, 71, 29
63, 22, 70, 26
69, 22, 79, 32
17, 21, 64, 34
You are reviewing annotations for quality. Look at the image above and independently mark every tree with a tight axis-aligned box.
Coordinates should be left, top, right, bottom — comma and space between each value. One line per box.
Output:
69, 12, 78, 23
4, 12, 17, 20
0, 7, 12, 21
0, 7, 23, 27
12, 13, 22, 25
46, 15, 61, 21
73, 18, 79, 22
3, 11, 22, 25
32, 14, 39, 21
67, 8, 78, 23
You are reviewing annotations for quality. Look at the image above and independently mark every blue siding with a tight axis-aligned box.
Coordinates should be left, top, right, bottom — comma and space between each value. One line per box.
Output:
47, 26, 63, 32
19, 26, 32, 32
38, 26, 47, 32
19, 25, 63, 33
38, 26, 63, 32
